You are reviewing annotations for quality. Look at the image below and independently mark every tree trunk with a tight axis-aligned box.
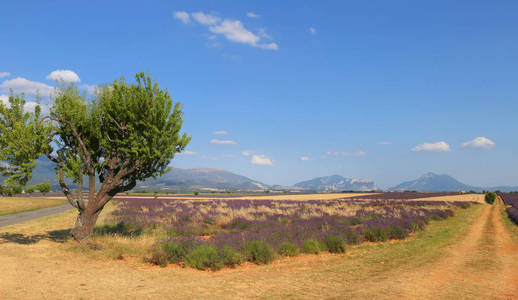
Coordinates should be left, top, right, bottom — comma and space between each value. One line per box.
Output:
71, 209, 101, 241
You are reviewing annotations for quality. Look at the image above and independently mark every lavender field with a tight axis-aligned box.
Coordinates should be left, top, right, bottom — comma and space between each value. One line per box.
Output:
499, 193, 518, 225
101, 194, 477, 270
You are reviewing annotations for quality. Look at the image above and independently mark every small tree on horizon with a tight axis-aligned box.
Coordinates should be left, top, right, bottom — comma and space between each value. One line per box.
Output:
36, 183, 52, 196
0, 73, 190, 241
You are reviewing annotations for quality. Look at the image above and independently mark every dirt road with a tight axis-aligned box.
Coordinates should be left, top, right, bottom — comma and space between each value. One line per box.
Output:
399, 199, 518, 299
0, 204, 72, 228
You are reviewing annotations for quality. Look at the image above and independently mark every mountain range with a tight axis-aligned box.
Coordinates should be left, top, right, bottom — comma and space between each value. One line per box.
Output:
2, 158, 518, 192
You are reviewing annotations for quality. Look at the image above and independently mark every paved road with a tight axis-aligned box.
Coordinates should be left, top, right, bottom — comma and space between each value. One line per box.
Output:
0, 205, 73, 228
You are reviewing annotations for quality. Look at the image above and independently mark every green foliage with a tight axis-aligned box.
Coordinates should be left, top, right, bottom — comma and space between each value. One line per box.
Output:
36, 183, 51, 195
0, 93, 51, 189
11, 185, 22, 195
26, 185, 36, 194
302, 239, 321, 254
485, 192, 496, 205
221, 246, 244, 267
323, 234, 347, 253
193, 191, 199, 196
162, 241, 188, 264
185, 244, 223, 271
278, 241, 300, 257
241, 240, 275, 264
149, 248, 169, 267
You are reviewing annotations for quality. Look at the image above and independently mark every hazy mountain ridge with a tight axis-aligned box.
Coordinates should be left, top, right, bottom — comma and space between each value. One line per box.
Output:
3, 159, 518, 193
389, 172, 518, 192
294, 175, 378, 191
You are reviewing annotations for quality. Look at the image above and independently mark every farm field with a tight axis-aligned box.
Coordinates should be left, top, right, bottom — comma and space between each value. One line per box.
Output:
0, 197, 66, 216
1, 193, 517, 299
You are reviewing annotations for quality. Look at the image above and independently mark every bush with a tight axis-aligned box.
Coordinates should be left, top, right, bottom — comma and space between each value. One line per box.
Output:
323, 234, 347, 253
221, 246, 244, 267
26, 185, 36, 194
36, 183, 51, 195
194, 191, 199, 196
278, 241, 300, 257
241, 240, 275, 264
149, 248, 169, 267
485, 192, 497, 205
162, 241, 188, 263
362, 227, 388, 242
388, 226, 406, 240
302, 239, 321, 254
186, 244, 223, 271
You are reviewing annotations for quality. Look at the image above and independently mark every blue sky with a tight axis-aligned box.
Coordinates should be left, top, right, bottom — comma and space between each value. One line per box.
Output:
1, 0, 518, 188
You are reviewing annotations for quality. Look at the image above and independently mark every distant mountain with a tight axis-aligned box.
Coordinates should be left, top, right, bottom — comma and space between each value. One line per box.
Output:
294, 175, 378, 191
137, 168, 270, 191
389, 172, 518, 192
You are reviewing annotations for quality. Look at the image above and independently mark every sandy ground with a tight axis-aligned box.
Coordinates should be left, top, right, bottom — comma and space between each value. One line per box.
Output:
411, 193, 485, 203
398, 199, 518, 299
0, 200, 516, 299
45, 193, 377, 201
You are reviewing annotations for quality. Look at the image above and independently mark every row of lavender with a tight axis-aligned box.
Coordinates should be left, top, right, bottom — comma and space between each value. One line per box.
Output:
499, 193, 518, 225
107, 196, 475, 269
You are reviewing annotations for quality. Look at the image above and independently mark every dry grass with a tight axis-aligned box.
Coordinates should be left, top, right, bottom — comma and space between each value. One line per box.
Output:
411, 193, 485, 203
219, 192, 377, 201
0, 197, 66, 216
1, 202, 504, 299
109, 192, 378, 201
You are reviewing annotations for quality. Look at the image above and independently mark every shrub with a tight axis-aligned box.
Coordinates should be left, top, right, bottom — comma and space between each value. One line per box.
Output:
241, 240, 275, 264
26, 185, 36, 194
323, 234, 347, 253
149, 248, 169, 267
221, 245, 244, 267
485, 192, 496, 205
36, 183, 51, 195
388, 226, 406, 240
162, 241, 187, 263
302, 239, 321, 254
194, 191, 199, 196
278, 241, 300, 257
186, 244, 223, 271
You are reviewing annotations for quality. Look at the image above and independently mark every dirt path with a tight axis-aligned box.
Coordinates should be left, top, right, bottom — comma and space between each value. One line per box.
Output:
400, 201, 518, 299
0, 205, 72, 228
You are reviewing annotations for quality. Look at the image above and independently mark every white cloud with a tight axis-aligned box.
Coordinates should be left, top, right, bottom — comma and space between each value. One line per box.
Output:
210, 139, 237, 145
213, 130, 228, 135
174, 11, 278, 50
192, 12, 221, 25
378, 141, 392, 145
462, 137, 495, 149
412, 141, 450, 152
251, 154, 273, 166
24, 102, 50, 116
325, 151, 366, 157
241, 150, 254, 156
247, 12, 259, 18
173, 11, 191, 24
0, 72, 11, 78
309, 27, 317, 35
300, 156, 310, 161
180, 150, 197, 155
0, 95, 49, 115
46, 70, 80, 83
0, 77, 54, 97
79, 84, 98, 95
0, 94, 8, 106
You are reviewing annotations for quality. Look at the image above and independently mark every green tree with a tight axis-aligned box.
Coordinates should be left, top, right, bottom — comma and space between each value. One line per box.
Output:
26, 185, 36, 195
0, 93, 50, 193
36, 183, 52, 196
0, 73, 190, 241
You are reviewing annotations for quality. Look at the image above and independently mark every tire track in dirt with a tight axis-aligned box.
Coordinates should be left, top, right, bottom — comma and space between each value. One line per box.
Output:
400, 202, 518, 299
400, 204, 490, 299
492, 198, 518, 299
